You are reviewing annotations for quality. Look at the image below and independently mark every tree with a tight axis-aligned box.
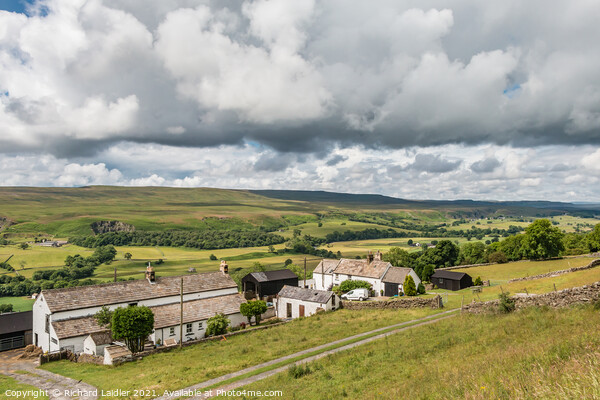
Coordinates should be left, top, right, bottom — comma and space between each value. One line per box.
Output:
498, 292, 515, 313
339, 280, 372, 293
488, 251, 508, 264
587, 223, 600, 252
458, 242, 487, 265
20, 243, 29, 250
111, 306, 154, 354
268, 245, 275, 253
407, 239, 413, 246
209, 254, 217, 261
473, 276, 483, 286
206, 313, 230, 336
124, 252, 132, 260
95, 305, 113, 329
520, 219, 564, 260
383, 247, 412, 268
240, 300, 268, 325
0, 304, 13, 313
403, 275, 417, 296
417, 282, 426, 295
284, 258, 293, 266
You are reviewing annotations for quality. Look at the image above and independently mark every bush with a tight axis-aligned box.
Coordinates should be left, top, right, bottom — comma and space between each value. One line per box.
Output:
0, 304, 14, 313
593, 299, 600, 310
417, 282, 425, 294
498, 292, 516, 313
403, 275, 417, 296
288, 364, 312, 379
111, 306, 154, 354
339, 280, 372, 293
474, 276, 483, 286
209, 254, 217, 261
206, 313, 230, 336
488, 251, 508, 264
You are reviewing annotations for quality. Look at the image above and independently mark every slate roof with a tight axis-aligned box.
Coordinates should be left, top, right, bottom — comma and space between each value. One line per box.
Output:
382, 267, 414, 284
52, 293, 246, 339
0, 311, 32, 335
243, 269, 298, 283
313, 259, 340, 275
431, 270, 471, 280
277, 285, 334, 304
89, 331, 113, 345
326, 259, 391, 279
42, 272, 237, 313
104, 345, 132, 359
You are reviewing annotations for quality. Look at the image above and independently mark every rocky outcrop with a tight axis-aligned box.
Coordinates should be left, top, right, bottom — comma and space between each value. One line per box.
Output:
508, 259, 600, 283
91, 221, 135, 234
463, 281, 600, 314
342, 295, 443, 310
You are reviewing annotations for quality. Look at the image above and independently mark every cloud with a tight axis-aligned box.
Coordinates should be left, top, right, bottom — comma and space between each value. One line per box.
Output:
471, 157, 501, 173
408, 154, 461, 173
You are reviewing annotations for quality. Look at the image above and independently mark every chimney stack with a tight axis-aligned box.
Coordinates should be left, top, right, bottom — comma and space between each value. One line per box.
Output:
146, 262, 156, 284
374, 250, 382, 261
220, 260, 229, 274
367, 251, 374, 264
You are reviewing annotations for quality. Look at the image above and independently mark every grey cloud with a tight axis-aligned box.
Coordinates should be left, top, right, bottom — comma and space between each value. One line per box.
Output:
471, 157, 500, 173
409, 154, 461, 173
253, 153, 295, 172
326, 155, 348, 166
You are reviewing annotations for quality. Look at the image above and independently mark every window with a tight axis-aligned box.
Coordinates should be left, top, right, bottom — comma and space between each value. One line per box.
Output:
439, 278, 444, 284
186, 323, 193, 335
332, 295, 336, 307
169, 327, 175, 336
198, 322, 204, 330
45, 315, 50, 333
347, 275, 352, 279
334, 274, 339, 280
128, 302, 138, 307
51, 337, 58, 345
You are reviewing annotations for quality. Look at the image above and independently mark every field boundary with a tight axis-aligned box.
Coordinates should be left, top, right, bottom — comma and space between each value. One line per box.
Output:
508, 259, 600, 283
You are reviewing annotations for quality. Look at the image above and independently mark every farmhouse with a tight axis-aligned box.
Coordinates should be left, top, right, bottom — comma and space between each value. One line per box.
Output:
241, 269, 298, 300
275, 285, 339, 319
313, 251, 421, 296
33, 263, 246, 353
430, 270, 473, 291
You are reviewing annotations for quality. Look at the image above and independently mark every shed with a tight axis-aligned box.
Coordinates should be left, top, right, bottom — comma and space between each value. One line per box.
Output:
276, 285, 339, 319
83, 331, 112, 356
241, 270, 298, 300
382, 267, 421, 296
0, 311, 32, 352
430, 270, 473, 291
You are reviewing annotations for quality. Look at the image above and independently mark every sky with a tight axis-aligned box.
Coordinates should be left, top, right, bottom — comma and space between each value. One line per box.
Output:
1, 0, 600, 201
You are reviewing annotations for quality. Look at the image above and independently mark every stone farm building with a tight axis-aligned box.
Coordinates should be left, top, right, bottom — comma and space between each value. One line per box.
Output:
313, 251, 421, 296
32, 265, 246, 353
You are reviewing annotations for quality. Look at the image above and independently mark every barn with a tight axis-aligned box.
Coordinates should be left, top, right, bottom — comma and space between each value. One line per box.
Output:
0, 311, 32, 352
241, 270, 299, 300
430, 270, 473, 291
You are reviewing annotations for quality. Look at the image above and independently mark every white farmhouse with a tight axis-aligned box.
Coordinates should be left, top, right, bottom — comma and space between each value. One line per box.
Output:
313, 251, 421, 296
33, 263, 245, 353
275, 286, 339, 319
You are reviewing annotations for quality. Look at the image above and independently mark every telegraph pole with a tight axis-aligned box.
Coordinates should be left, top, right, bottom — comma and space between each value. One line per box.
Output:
179, 277, 183, 349
303, 257, 307, 288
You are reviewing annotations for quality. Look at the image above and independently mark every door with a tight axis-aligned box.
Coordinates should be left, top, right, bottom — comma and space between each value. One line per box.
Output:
299, 305, 305, 317
35, 333, 38, 347
286, 303, 292, 318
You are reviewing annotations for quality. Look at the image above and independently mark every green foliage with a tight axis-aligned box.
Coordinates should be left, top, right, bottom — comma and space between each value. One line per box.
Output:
19, 243, 29, 250
458, 242, 487, 265
0, 262, 14, 272
339, 280, 372, 293
239, 300, 268, 325
417, 282, 425, 295
498, 292, 516, 313
206, 313, 230, 336
124, 252, 132, 260
288, 364, 312, 379
520, 219, 565, 260
587, 223, 600, 252
383, 247, 411, 267
95, 305, 113, 328
284, 258, 293, 266
403, 275, 417, 296
209, 254, 217, 261
473, 276, 483, 286
0, 303, 14, 313
488, 251, 508, 264
111, 306, 154, 354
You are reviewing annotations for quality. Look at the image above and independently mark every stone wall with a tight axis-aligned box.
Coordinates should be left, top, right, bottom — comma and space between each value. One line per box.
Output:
76, 353, 104, 365
341, 295, 443, 310
508, 259, 600, 283
462, 281, 600, 314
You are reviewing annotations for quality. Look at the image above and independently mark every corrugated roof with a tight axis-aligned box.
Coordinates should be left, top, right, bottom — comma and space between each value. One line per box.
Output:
312, 259, 340, 275
431, 270, 470, 280
382, 267, 414, 284
278, 285, 333, 304
0, 311, 32, 335
42, 272, 237, 313
329, 259, 391, 279
244, 269, 298, 283
52, 293, 246, 339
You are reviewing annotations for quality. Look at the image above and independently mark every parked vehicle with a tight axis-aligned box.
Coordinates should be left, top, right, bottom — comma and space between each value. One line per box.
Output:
341, 288, 369, 301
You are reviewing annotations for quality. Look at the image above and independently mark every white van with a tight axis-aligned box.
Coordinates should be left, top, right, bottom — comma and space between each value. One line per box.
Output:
341, 288, 369, 301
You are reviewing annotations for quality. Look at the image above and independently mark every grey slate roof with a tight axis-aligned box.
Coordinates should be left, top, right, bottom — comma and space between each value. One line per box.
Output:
315, 258, 391, 279
431, 270, 470, 280
42, 271, 237, 313
89, 331, 113, 345
313, 259, 339, 275
0, 311, 32, 335
382, 267, 414, 284
244, 269, 298, 282
277, 285, 334, 304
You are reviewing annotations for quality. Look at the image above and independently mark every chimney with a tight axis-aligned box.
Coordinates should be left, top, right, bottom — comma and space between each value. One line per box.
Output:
374, 250, 382, 261
146, 262, 156, 284
220, 260, 229, 274
367, 251, 374, 264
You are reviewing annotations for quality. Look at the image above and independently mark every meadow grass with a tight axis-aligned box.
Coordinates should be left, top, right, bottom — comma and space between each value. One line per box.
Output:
0, 296, 34, 311
226, 306, 600, 400
0, 375, 48, 400
40, 308, 440, 399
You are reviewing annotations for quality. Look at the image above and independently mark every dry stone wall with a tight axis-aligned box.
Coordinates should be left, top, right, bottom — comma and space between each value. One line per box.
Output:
463, 281, 600, 314
508, 259, 600, 283
342, 295, 443, 310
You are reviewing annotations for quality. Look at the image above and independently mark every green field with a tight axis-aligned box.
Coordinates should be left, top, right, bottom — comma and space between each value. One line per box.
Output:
0, 375, 48, 400
0, 296, 34, 311
228, 306, 600, 399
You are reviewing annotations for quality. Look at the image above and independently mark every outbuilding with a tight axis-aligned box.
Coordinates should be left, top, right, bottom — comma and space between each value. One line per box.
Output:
83, 331, 113, 356
275, 285, 339, 319
0, 311, 33, 352
430, 270, 473, 291
241, 270, 298, 300
382, 267, 422, 296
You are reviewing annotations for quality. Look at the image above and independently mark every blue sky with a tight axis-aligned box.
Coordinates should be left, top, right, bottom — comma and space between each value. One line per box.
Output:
0, 0, 30, 13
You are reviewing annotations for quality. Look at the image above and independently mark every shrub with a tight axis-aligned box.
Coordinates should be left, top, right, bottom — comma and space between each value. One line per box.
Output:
498, 292, 516, 313
474, 276, 483, 286
339, 280, 372, 293
0, 304, 13, 313
288, 364, 312, 379
111, 306, 154, 354
206, 313, 230, 336
209, 254, 217, 261
403, 275, 417, 296
417, 282, 426, 294
593, 299, 600, 310
488, 251, 508, 264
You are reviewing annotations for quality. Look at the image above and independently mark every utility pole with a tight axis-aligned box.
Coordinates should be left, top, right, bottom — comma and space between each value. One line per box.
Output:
304, 257, 307, 288
179, 277, 183, 349
114, 267, 117, 282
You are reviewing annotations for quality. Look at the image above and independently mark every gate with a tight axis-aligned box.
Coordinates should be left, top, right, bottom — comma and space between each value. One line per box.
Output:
0, 335, 25, 352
